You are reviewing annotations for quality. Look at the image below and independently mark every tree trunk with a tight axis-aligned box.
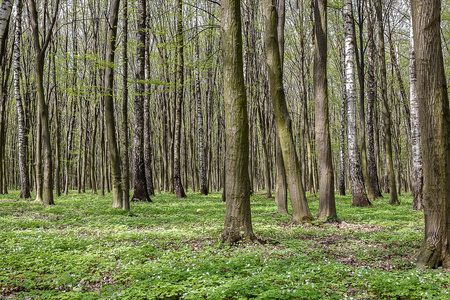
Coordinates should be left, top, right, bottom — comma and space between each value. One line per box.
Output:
338, 85, 346, 196
375, 0, 398, 205
132, 0, 151, 203
263, 0, 313, 224
144, 27, 155, 197
103, 0, 123, 208
366, 0, 382, 198
343, 0, 370, 207
409, 25, 423, 211
28, 0, 59, 206
411, 0, 450, 268
173, 0, 186, 198
121, 0, 131, 210
13, 0, 30, 199
195, 9, 208, 196
314, 0, 339, 222
220, 0, 256, 243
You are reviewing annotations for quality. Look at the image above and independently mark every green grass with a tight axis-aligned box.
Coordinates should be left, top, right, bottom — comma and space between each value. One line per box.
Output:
0, 190, 449, 299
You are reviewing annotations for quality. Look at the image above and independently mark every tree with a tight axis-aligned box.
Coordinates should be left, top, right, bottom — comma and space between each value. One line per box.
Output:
13, 0, 30, 199
409, 25, 423, 211
28, 0, 60, 206
366, 0, 382, 199
220, 0, 256, 243
314, 0, 339, 222
375, 0, 398, 205
411, 0, 450, 268
343, 0, 370, 207
263, 0, 313, 224
195, 8, 208, 196
173, 0, 186, 198
132, 0, 151, 202
103, 0, 123, 208
122, 0, 130, 210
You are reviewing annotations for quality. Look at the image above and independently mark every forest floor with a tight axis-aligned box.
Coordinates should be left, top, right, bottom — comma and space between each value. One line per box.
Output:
0, 189, 449, 299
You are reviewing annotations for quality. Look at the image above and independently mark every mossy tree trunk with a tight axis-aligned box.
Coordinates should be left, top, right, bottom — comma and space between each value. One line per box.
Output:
411, 0, 450, 269
375, 0, 398, 205
103, 0, 123, 208
263, 0, 313, 224
220, 0, 256, 243
314, 0, 339, 222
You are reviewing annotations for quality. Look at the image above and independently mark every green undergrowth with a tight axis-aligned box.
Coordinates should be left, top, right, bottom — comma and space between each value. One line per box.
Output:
0, 190, 448, 299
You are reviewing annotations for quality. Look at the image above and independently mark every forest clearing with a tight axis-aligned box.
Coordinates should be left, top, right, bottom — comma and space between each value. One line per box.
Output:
1, 191, 449, 299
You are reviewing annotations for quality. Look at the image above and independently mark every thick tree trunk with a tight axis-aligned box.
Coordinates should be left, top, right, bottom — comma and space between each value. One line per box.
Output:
220, 0, 256, 243
173, 0, 186, 198
13, 0, 30, 199
375, 0, 398, 205
132, 0, 151, 203
343, 0, 370, 207
263, 0, 313, 224
411, 0, 450, 268
103, 0, 123, 208
314, 0, 339, 222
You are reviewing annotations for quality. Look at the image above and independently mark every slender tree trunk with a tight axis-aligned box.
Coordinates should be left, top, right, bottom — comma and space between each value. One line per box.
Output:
173, 0, 186, 198
314, 0, 339, 222
28, 0, 59, 206
365, 0, 382, 199
338, 86, 346, 196
121, 0, 131, 210
375, 0, 398, 204
263, 0, 313, 224
354, 0, 375, 200
343, 0, 370, 207
144, 27, 155, 197
220, 0, 256, 243
13, 0, 30, 199
104, 0, 123, 208
411, 0, 450, 268
195, 9, 208, 196
409, 26, 423, 211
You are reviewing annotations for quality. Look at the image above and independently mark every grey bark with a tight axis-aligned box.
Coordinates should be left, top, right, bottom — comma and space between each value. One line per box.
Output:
343, 0, 370, 207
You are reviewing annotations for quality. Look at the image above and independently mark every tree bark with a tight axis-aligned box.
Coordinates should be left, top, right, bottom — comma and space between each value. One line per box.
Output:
220, 0, 256, 243
173, 0, 186, 198
409, 25, 423, 211
132, 0, 151, 203
366, 0, 382, 199
314, 0, 339, 222
28, 0, 59, 206
13, 0, 30, 199
103, 0, 123, 208
411, 0, 450, 268
195, 9, 208, 196
375, 0, 398, 205
343, 0, 370, 207
122, 0, 131, 210
263, 0, 313, 224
